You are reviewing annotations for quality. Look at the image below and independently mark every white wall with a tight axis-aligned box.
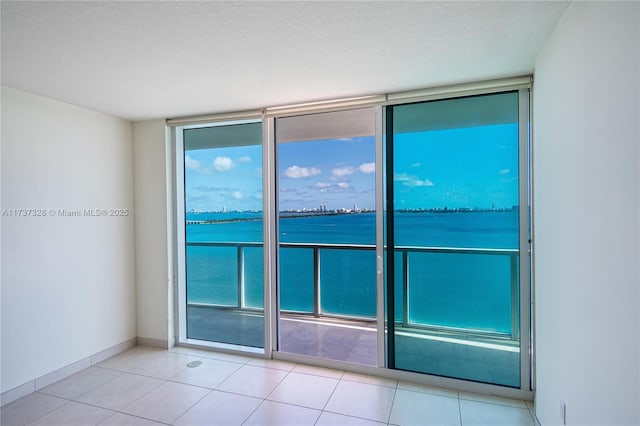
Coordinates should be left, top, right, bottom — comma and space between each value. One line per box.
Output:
133, 120, 173, 346
533, 2, 639, 425
1, 86, 136, 393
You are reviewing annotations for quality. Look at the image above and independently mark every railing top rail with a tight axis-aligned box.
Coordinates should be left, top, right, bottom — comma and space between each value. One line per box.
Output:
396, 246, 519, 255
188, 241, 264, 248
281, 242, 374, 250
186, 241, 518, 255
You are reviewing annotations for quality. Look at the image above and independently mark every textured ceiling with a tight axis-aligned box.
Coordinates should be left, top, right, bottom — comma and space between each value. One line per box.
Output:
1, 1, 569, 121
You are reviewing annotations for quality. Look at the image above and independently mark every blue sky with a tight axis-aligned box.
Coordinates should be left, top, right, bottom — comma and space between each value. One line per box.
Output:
278, 137, 376, 211
394, 123, 519, 210
184, 123, 518, 212
184, 145, 263, 212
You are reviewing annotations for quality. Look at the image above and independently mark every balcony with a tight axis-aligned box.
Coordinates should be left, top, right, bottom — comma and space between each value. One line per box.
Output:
185, 241, 521, 386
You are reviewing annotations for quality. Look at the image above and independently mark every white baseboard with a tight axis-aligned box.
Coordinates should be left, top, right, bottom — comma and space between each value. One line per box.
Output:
0, 381, 34, 407
1, 338, 136, 407
136, 336, 171, 349
91, 339, 137, 365
34, 357, 92, 391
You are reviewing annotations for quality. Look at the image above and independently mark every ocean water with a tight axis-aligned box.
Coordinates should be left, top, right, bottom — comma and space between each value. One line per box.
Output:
185, 210, 520, 334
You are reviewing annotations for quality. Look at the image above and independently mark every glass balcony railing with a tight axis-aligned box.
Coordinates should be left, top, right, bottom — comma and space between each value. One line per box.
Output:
186, 242, 519, 339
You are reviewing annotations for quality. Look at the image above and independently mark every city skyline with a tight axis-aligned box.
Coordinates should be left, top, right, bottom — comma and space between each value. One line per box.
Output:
183, 123, 519, 213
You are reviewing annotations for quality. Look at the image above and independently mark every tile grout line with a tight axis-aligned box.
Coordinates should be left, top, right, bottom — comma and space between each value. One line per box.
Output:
31, 370, 124, 421
313, 373, 343, 425
10, 348, 533, 426
458, 394, 529, 409
42, 390, 171, 425
262, 363, 295, 401
100, 403, 173, 426
168, 385, 213, 425
386, 385, 398, 425
207, 359, 250, 391
85, 355, 208, 424
107, 374, 166, 415
317, 376, 401, 425
290, 364, 345, 381
289, 370, 344, 381
239, 394, 269, 425
169, 348, 253, 366
214, 358, 297, 399
91, 364, 189, 391
38, 366, 123, 401
2, 340, 139, 409
26, 397, 124, 426
339, 376, 398, 389
527, 405, 536, 424
10, 349, 256, 426
8, 391, 72, 426
162, 354, 260, 423
239, 362, 296, 425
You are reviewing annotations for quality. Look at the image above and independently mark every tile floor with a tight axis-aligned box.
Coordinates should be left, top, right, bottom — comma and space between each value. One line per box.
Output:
1, 346, 536, 426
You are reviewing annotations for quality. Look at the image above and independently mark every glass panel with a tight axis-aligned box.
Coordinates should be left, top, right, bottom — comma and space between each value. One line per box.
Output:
183, 121, 264, 348
186, 245, 237, 306
407, 251, 514, 333
279, 247, 314, 312
320, 249, 376, 318
389, 92, 521, 387
276, 109, 377, 366
243, 247, 264, 309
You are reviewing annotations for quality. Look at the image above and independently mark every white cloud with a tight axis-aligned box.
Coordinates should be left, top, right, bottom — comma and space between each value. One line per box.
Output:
238, 156, 252, 163
184, 155, 201, 170
404, 179, 434, 187
394, 172, 434, 187
232, 191, 243, 199
213, 156, 235, 172
394, 172, 412, 182
358, 162, 375, 174
499, 168, 511, 175
411, 162, 421, 168
314, 182, 331, 189
337, 182, 350, 188
331, 166, 356, 180
284, 165, 321, 179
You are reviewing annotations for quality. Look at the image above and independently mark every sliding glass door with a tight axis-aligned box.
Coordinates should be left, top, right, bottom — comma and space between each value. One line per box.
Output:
182, 120, 265, 348
385, 91, 529, 387
174, 83, 531, 392
275, 108, 379, 366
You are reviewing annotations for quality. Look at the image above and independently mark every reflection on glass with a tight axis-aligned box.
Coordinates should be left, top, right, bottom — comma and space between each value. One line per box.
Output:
389, 92, 522, 387
183, 121, 264, 348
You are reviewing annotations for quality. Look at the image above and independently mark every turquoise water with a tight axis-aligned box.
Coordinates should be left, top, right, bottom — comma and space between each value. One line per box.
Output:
185, 210, 519, 334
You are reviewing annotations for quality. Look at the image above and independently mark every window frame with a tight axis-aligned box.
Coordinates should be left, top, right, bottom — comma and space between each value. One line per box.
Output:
168, 76, 533, 398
